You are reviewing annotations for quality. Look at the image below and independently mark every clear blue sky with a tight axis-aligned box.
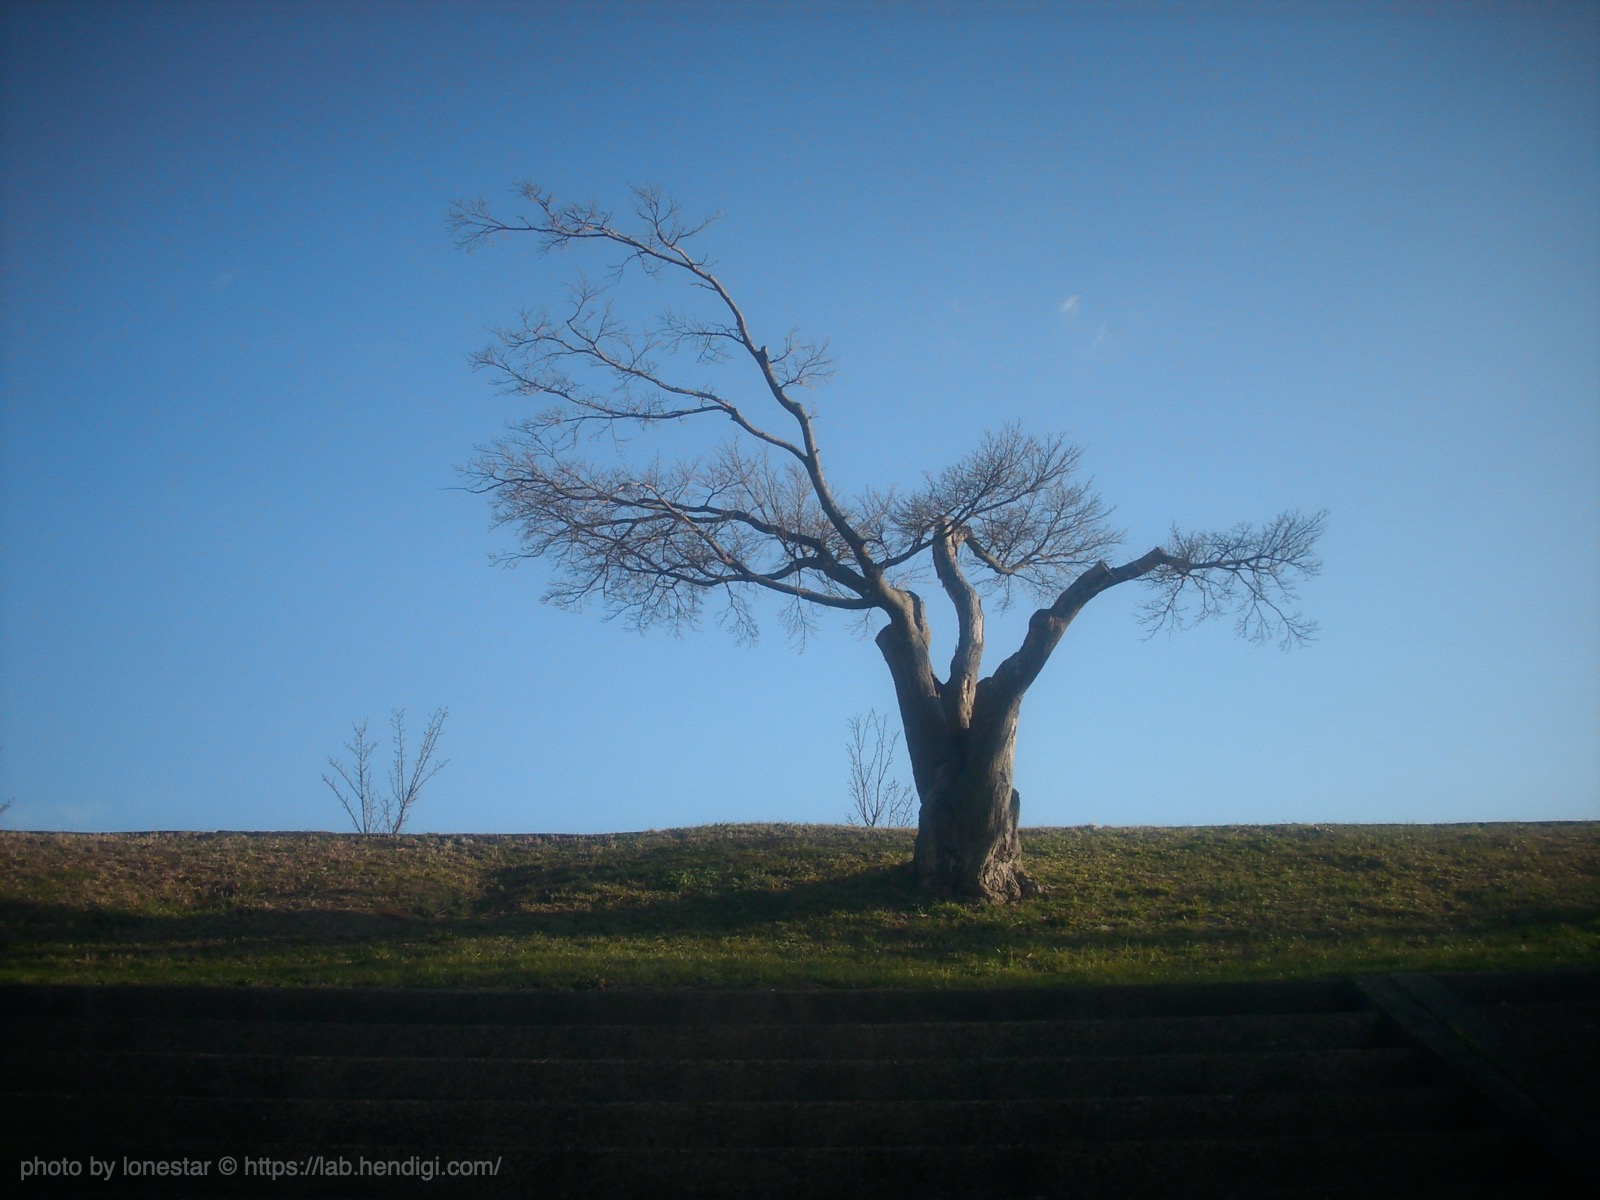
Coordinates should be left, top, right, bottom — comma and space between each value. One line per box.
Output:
2, 1, 1596, 833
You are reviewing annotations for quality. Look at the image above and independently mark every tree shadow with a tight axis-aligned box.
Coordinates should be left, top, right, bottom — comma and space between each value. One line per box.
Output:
1, 881, 1593, 980
0, 858, 932, 969
473, 856, 924, 936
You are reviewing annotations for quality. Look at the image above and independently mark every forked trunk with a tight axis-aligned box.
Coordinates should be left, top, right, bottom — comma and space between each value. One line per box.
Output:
876, 578, 1060, 903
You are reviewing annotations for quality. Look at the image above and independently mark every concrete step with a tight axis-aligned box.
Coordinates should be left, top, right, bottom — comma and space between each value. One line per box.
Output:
1, 1046, 1435, 1103
1, 1085, 1478, 1148
1356, 970, 1597, 1194
0, 977, 1358, 1025
1433, 968, 1598, 1005
0, 1009, 1389, 1059
1434, 969, 1599, 1131
2, 974, 1585, 1198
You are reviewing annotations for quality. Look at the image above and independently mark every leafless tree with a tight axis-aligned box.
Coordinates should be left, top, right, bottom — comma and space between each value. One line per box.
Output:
323, 707, 449, 834
846, 710, 915, 829
452, 184, 1324, 900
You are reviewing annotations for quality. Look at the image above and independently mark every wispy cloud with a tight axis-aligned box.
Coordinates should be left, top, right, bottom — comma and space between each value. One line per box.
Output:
1058, 294, 1119, 359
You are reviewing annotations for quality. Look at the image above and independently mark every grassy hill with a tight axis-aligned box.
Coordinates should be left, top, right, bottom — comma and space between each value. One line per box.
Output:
1, 822, 1594, 989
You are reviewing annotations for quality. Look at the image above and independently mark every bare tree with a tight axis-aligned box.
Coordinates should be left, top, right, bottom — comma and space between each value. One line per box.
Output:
325, 720, 379, 834
452, 185, 1324, 900
323, 707, 449, 834
846, 710, 915, 829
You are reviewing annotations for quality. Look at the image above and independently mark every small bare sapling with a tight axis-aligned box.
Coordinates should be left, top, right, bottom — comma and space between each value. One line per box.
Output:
323, 707, 448, 834
846, 709, 915, 828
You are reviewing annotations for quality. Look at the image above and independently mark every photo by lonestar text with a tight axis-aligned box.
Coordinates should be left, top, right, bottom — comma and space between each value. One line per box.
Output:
17, 1154, 503, 1182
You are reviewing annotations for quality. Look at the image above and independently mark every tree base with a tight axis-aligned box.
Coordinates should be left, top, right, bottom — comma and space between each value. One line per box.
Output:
913, 861, 1040, 903
952, 862, 1040, 903
912, 786, 1040, 903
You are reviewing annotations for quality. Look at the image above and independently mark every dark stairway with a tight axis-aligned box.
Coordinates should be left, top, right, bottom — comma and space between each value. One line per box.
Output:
2, 971, 1592, 1198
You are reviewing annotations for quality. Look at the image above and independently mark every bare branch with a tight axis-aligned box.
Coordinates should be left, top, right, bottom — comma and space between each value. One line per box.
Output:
464, 433, 876, 638
470, 278, 811, 463
387, 707, 449, 834
891, 426, 1121, 601
453, 184, 875, 588
454, 182, 1323, 725
981, 507, 1323, 712
1140, 509, 1328, 647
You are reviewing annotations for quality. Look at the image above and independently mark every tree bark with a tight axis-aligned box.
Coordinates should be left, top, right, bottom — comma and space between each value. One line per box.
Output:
908, 700, 1036, 901
875, 593, 1036, 902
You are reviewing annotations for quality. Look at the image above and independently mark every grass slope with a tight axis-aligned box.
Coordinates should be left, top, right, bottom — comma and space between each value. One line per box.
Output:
1, 823, 1595, 989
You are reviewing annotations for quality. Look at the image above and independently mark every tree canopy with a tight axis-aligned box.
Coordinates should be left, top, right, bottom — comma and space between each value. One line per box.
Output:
452, 185, 1323, 651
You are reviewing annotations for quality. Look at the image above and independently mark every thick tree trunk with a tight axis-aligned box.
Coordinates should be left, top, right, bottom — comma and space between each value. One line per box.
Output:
874, 583, 1041, 903
905, 702, 1037, 901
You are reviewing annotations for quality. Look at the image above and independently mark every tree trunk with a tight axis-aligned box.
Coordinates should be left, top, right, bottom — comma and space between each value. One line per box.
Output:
875, 591, 1041, 903
905, 701, 1037, 902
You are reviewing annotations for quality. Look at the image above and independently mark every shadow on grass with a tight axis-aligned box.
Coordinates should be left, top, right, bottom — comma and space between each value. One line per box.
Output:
4, 824, 1595, 985
474, 853, 921, 927
0, 859, 921, 944
2, 874, 1594, 977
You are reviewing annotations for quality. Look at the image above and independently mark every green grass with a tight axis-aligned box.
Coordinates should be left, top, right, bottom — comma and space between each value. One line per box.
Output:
0, 822, 1594, 989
